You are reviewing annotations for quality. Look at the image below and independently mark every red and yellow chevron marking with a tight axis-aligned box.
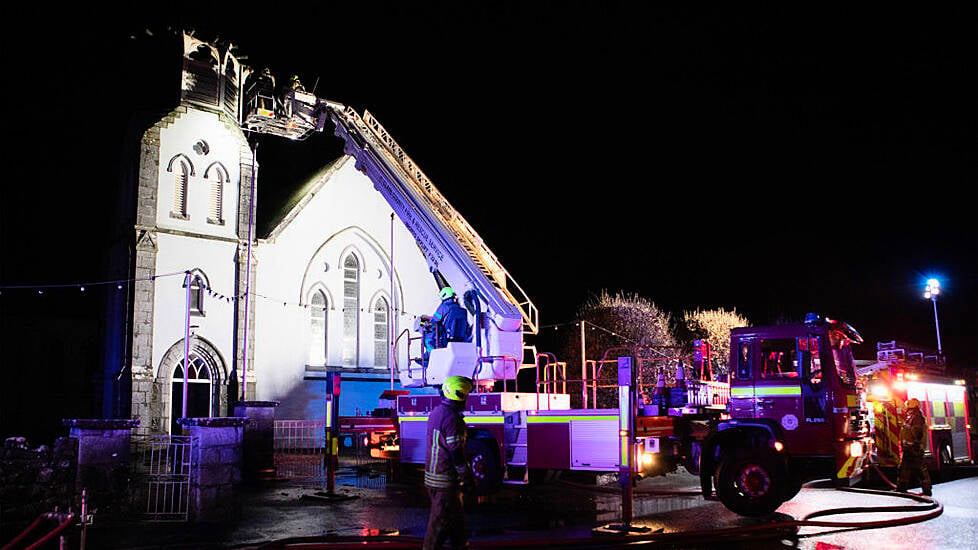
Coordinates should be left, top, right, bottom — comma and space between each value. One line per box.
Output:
836, 439, 872, 479
871, 399, 902, 467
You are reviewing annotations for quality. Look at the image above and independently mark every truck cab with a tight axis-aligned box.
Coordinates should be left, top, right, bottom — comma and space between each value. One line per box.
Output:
703, 314, 872, 516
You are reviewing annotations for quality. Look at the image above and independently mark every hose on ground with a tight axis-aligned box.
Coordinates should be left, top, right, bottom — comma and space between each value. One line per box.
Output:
240, 484, 941, 549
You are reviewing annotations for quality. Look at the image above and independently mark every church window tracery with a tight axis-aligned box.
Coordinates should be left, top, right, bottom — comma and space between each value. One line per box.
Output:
309, 290, 328, 366
342, 254, 360, 366
373, 296, 389, 368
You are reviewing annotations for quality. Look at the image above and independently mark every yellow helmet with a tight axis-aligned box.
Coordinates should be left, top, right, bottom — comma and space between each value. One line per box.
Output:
442, 375, 473, 402
439, 286, 456, 300
906, 398, 921, 409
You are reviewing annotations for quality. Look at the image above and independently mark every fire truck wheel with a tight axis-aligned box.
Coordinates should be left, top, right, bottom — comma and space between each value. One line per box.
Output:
465, 437, 501, 495
715, 448, 784, 517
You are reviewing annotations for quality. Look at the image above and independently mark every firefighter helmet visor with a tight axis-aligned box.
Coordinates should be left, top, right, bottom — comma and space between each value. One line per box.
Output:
442, 376, 473, 402
439, 287, 456, 300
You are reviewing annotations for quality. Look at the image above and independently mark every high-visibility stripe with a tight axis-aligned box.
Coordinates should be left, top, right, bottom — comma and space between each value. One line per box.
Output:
429, 428, 440, 475
731, 386, 802, 397
755, 386, 802, 396
424, 477, 455, 488
400, 416, 504, 424
730, 387, 754, 398
326, 401, 333, 429
464, 416, 504, 424
526, 415, 618, 423
846, 394, 858, 408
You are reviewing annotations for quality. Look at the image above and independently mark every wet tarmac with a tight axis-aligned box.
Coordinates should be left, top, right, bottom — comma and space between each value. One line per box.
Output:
83, 462, 977, 549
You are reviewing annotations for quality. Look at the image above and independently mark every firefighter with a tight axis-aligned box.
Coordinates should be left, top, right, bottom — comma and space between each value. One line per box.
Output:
895, 398, 932, 496
421, 287, 472, 360
289, 74, 306, 92
423, 375, 474, 550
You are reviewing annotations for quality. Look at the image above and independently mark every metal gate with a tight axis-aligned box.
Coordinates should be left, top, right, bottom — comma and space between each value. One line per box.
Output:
274, 420, 326, 483
131, 434, 196, 522
273, 420, 386, 488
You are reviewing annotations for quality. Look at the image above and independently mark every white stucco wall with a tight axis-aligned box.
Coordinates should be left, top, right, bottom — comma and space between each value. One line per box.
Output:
150, 109, 242, 382
152, 233, 237, 380
254, 157, 441, 412
156, 109, 241, 240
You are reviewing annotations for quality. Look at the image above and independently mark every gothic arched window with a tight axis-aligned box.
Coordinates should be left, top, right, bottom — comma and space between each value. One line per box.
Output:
342, 254, 360, 366
169, 158, 190, 219
309, 290, 327, 366
188, 271, 208, 317
205, 164, 228, 225
373, 297, 389, 368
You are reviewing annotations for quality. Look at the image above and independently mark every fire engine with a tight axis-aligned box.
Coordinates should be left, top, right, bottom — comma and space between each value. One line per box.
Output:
243, 85, 874, 517
859, 341, 975, 481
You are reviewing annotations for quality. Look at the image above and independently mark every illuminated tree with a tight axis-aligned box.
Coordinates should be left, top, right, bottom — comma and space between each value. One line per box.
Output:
678, 308, 749, 380
560, 290, 676, 407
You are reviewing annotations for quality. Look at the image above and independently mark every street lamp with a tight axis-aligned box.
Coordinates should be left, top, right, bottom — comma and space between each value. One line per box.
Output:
923, 278, 942, 355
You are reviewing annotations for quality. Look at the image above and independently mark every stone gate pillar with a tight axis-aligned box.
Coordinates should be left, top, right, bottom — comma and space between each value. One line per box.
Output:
63, 418, 139, 517
177, 417, 248, 523
233, 401, 279, 484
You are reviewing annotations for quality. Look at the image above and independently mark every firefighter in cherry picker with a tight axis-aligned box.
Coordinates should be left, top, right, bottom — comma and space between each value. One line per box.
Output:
895, 398, 933, 496
423, 375, 474, 550
418, 286, 472, 365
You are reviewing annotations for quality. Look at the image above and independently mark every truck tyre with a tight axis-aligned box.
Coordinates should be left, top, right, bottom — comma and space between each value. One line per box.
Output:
466, 436, 501, 496
715, 448, 784, 517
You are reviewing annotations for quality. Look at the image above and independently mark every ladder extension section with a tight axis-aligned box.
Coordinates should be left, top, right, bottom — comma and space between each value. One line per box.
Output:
333, 106, 538, 335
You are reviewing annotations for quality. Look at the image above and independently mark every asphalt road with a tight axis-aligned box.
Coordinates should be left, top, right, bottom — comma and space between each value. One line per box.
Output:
85, 465, 977, 549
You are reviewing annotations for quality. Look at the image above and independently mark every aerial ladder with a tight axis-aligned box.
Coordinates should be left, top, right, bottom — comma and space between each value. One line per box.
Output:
243, 86, 539, 389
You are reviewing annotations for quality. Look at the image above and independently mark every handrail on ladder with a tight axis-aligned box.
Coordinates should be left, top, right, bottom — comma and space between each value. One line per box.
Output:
347, 108, 538, 335
393, 328, 426, 384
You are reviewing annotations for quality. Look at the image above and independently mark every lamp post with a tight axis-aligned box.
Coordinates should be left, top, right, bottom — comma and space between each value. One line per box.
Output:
923, 278, 943, 355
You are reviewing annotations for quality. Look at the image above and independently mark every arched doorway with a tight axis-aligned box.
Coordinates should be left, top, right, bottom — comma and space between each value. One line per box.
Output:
170, 353, 212, 434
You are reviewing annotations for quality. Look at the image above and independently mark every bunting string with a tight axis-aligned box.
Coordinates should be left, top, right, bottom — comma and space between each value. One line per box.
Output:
1, 269, 337, 313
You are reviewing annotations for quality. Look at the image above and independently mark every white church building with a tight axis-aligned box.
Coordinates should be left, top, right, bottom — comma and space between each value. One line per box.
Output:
111, 32, 502, 434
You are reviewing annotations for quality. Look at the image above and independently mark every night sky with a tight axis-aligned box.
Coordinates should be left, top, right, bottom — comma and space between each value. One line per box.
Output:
0, 3, 974, 437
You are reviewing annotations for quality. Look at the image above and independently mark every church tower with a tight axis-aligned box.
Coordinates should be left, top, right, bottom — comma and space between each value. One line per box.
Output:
126, 33, 256, 434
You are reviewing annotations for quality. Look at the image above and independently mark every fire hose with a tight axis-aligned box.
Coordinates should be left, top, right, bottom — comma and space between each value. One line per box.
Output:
1, 513, 75, 550
240, 481, 942, 549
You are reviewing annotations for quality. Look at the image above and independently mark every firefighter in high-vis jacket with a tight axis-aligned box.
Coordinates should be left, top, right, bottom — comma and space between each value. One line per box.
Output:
895, 398, 933, 496
423, 375, 474, 550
